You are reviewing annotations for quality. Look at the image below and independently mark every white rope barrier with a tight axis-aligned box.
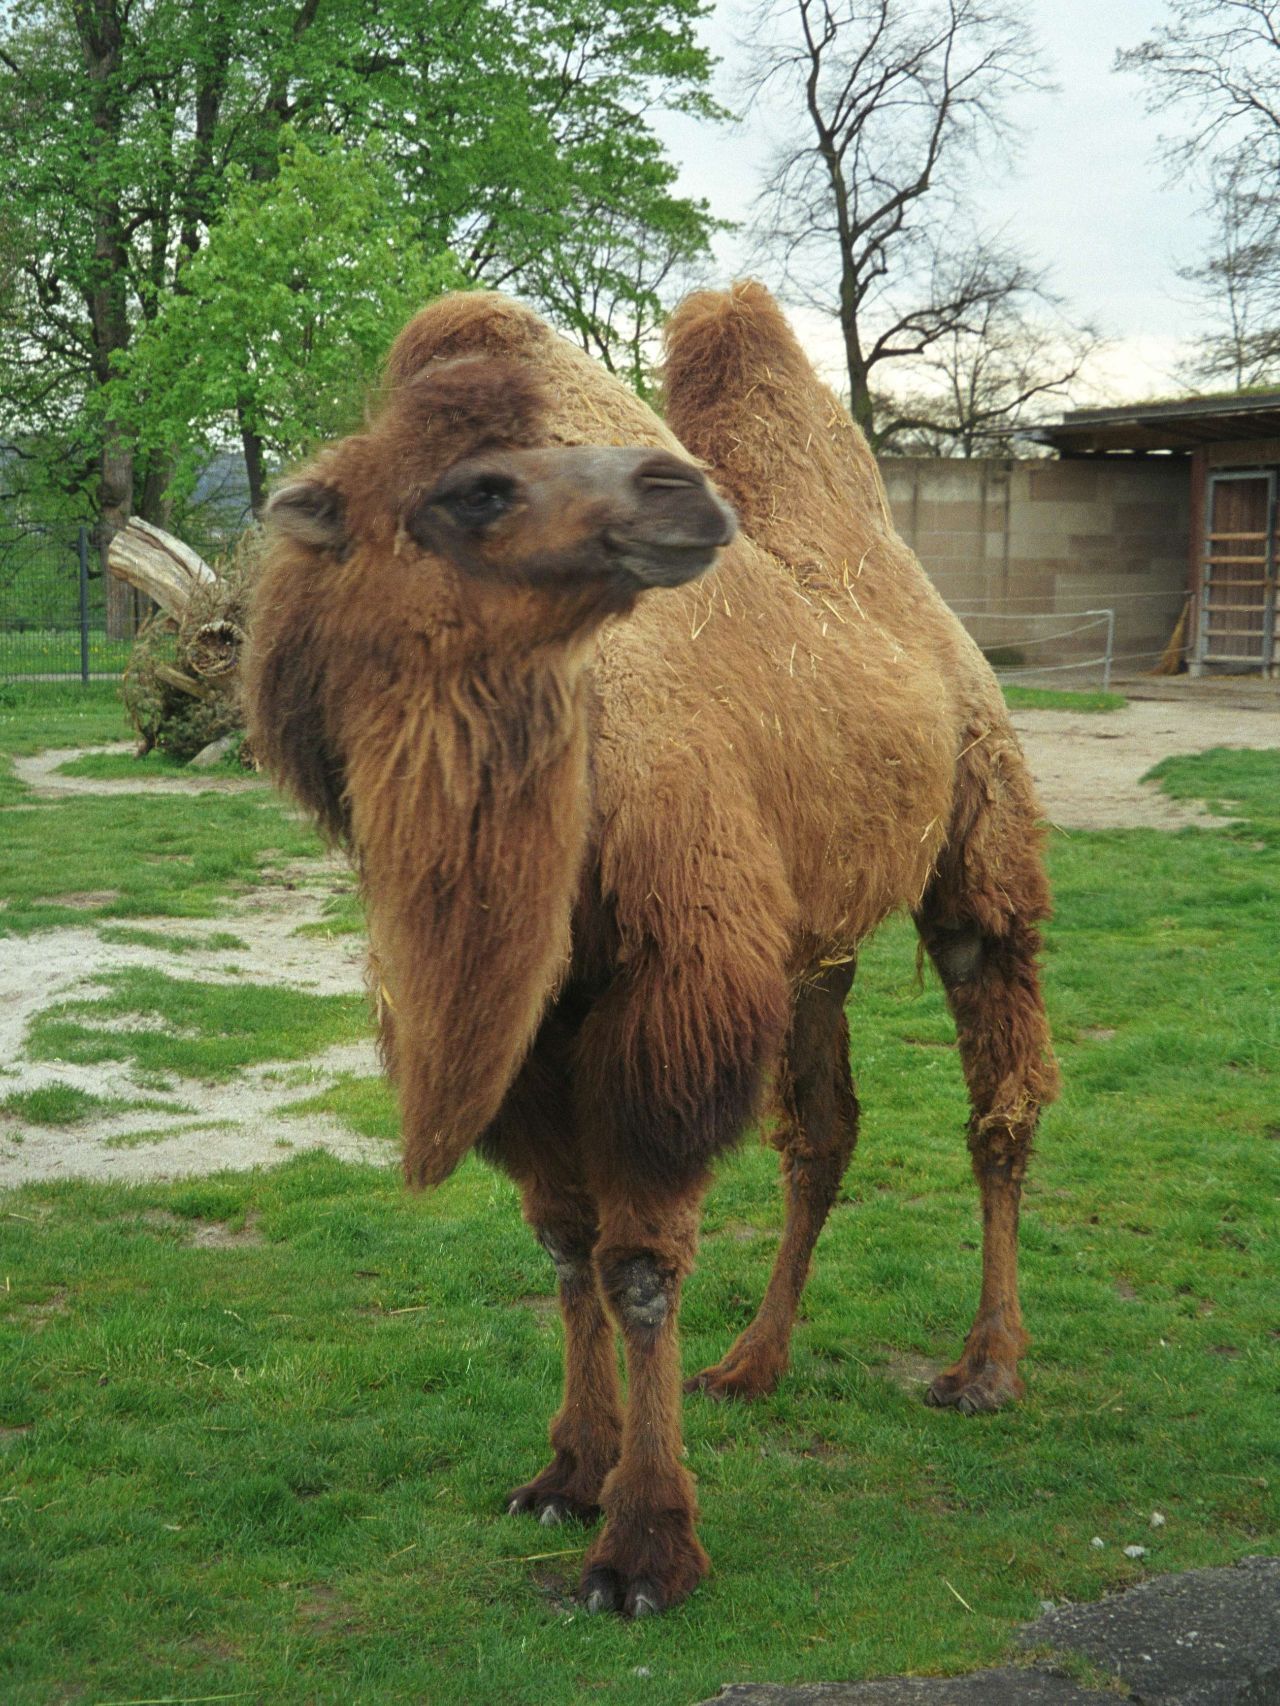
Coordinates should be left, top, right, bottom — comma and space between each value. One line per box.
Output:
951, 607, 1117, 690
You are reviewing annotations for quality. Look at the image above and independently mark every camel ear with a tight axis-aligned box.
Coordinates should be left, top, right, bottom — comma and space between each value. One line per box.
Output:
266, 480, 347, 551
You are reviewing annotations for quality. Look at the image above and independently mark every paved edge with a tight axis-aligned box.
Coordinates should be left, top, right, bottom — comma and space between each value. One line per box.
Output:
694, 1555, 1280, 1705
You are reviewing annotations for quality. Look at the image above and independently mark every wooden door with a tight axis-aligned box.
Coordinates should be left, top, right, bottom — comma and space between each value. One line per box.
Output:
1197, 472, 1277, 674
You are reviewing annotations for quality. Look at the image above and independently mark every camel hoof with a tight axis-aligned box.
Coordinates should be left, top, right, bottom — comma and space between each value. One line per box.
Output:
684, 1358, 782, 1402
505, 1475, 601, 1526
925, 1359, 1022, 1413
582, 1568, 622, 1615
625, 1581, 661, 1619
580, 1514, 709, 1616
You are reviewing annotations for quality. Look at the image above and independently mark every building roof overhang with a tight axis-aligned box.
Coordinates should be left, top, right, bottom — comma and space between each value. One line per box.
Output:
1033, 390, 1280, 456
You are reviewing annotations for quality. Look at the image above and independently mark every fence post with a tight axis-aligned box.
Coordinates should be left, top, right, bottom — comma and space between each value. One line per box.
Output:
78, 526, 91, 684
1102, 608, 1115, 694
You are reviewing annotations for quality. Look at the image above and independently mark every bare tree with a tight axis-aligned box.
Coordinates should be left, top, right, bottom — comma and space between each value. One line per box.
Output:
1118, 0, 1280, 165
746, 0, 1053, 441
877, 288, 1102, 456
1179, 163, 1280, 388
1119, 1, 1280, 389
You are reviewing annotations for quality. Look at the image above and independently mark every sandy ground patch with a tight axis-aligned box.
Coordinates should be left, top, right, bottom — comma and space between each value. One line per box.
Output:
2, 696, 1276, 1188
1009, 697, 1279, 831
0, 849, 385, 1188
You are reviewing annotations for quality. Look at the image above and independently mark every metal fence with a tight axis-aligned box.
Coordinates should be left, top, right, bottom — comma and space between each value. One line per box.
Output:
0, 525, 133, 682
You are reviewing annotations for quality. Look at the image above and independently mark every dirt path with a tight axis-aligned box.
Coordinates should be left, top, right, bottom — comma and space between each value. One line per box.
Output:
1009, 699, 1279, 830
12, 745, 266, 798
3, 700, 1276, 1188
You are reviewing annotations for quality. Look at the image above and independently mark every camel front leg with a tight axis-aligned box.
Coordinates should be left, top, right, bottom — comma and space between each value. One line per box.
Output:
580, 1188, 709, 1617
687, 960, 859, 1400
506, 1215, 622, 1524
498, 1155, 622, 1524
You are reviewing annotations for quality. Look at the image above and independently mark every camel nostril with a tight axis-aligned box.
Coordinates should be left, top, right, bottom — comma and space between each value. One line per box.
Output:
634, 455, 705, 493
640, 472, 701, 490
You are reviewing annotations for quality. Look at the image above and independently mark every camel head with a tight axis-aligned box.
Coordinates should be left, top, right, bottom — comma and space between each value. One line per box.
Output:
263, 355, 735, 652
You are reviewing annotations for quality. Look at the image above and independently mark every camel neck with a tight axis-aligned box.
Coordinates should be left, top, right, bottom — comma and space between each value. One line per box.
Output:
349, 645, 595, 1187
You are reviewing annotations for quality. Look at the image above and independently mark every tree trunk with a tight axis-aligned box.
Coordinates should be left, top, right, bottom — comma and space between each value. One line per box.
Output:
99, 424, 136, 637
75, 0, 138, 637
240, 411, 268, 517
107, 518, 217, 622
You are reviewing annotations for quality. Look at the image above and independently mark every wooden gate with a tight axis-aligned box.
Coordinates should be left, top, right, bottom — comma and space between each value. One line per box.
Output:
1195, 470, 1277, 675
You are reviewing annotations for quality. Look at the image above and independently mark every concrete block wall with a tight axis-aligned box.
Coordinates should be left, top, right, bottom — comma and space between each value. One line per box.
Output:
880, 456, 1192, 678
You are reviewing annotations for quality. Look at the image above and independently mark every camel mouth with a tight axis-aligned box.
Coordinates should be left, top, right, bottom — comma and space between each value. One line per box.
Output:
604, 490, 736, 587
602, 531, 728, 588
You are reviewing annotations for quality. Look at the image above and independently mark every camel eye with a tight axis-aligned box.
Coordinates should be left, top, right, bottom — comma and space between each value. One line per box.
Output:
440, 475, 514, 529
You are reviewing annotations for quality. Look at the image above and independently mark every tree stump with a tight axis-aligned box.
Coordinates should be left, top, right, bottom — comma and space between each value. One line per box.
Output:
108, 519, 259, 761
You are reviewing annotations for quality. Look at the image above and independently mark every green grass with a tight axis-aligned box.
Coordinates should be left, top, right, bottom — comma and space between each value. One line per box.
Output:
1, 686, 324, 935
54, 746, 195, 778
1002, 686, 1126, 712
56, 747, 253, 780
0, 678, 130, 741
0, 630, 133, 678
26, 968, 369, 1083
294, 888, 366, 938
282, 1073, 400, 1141
0, 692, 328, 933
1146, 747, 1280, 842
0, 712, 1276, 1704
0, 790, 326, 933
0, 1083, 176, 1127
97, 925, 249, 953
104, 1117, 238, 1149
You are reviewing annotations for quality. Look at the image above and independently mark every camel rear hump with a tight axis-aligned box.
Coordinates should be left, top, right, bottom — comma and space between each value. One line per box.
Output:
662, 281, 892, 568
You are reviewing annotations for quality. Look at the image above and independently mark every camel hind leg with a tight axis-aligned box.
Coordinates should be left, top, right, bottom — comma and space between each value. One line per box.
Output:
915, 760, 1060, 1413
686, 959, 859, 1400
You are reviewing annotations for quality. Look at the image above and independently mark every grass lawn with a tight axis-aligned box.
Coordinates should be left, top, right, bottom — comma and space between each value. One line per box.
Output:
0, 685, 323, 928
1001, 685, 1126, 713
0, 632, 134, 679
0, 695, 1277, 1705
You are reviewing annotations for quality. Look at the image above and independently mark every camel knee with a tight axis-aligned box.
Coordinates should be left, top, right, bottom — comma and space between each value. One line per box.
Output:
598, 1253, 673, 1331
533, 1221, 596, 1286
929, 922, 983, 989
968, 1112, 1034, 1186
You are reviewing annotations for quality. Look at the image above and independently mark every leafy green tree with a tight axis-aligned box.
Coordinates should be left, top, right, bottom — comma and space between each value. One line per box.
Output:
0, 0, 719, 609
113, 141, 461, 517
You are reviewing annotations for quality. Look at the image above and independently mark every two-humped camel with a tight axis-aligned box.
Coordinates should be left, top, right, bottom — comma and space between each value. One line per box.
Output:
245, 283, 1058, 1617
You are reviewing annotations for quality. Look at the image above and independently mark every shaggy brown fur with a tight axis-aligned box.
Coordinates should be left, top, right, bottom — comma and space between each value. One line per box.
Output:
244, 282, 1058, 1618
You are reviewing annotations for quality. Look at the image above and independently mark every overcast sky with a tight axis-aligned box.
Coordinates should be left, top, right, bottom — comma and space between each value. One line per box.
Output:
652, 0, 1208, 407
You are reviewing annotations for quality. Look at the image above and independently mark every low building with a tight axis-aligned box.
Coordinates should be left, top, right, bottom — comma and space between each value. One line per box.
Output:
881, 390, 1280, 682
1035, 392, 1280, 678
881, 453, 1189, 685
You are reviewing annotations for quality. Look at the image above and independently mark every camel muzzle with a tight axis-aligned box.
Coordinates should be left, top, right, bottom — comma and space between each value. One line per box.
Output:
604, 454, 738, 588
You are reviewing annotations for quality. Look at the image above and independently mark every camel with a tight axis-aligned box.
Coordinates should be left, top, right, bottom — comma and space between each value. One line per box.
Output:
244, 282, 1058, 1619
